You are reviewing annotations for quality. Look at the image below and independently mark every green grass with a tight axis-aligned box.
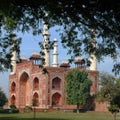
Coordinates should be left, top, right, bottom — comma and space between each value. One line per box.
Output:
0, 111, 119, 120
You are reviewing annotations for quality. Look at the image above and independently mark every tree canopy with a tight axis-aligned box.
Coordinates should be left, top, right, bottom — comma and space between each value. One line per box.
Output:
96, 72, 120, 108
65, 69, 92, 111
0, 87, 8, 107
0, 0, 120, 74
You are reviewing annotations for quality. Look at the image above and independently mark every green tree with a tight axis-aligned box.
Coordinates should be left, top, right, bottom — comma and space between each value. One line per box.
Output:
65, 69, 92, 112
108, 105, 119, 120
96, 72, 120, 120
0, 1, 120, 73
111, 78, 120, 108
0, 33, 21, 71
0, 87, 8, 107
96, 72, 120, 107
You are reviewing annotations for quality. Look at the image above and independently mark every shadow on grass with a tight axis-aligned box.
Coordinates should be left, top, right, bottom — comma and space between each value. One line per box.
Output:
0, 117, 66, 120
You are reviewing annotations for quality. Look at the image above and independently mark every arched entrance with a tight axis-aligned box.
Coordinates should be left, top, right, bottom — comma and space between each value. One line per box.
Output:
52, 93, 62, 106
33, 77, 39, 90
11, 82, 16, 93
33, 92, 39, 106
19, 72, 29, 106
52, 77, 61, 90
11, 95, 16, 105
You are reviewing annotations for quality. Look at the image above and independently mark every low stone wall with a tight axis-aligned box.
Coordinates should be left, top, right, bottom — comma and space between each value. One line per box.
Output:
95, 102, 109, 112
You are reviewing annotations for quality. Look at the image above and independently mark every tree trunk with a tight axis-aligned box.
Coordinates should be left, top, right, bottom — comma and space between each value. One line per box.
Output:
77, 103, 80, 113
113, 113, 117, 120
33, 107, 36, 120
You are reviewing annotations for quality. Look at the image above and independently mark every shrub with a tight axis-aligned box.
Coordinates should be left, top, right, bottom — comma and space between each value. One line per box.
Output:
10, 104, 16, 110
64, 110, 67, 112
56, 107, 60, 111
72, 109, 77, 113
108, 105, 119, 114
43, 109, 47, 112
0, 109, 11, 114
25, 106, 32, 112
0, 109, 19, 113
108, 105, 119, 120
12, 109, 19, 113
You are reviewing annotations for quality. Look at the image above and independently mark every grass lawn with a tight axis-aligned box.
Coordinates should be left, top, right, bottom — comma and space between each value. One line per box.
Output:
0, 111, 119, 120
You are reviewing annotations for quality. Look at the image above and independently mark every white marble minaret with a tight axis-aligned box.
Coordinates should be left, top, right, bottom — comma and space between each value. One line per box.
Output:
52, 38, 58, 67
43, 19, 50, 66
90, 30, 97, 71
10, 32, 17, 75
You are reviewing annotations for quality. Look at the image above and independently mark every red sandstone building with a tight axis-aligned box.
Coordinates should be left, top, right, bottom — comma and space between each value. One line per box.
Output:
9, 55, 98, 111
8, 21, 107, 112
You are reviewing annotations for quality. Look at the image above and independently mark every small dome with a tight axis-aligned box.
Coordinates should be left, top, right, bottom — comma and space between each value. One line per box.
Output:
20, 56, 27, 63
20, 56, 27, 60
60, 61, 70, 68
74, 57, 85, 64
54, 38, 58, 42
29, 52, 41, 60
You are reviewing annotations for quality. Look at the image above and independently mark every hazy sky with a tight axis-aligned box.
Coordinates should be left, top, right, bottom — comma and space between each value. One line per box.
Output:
0, 27, 115, 96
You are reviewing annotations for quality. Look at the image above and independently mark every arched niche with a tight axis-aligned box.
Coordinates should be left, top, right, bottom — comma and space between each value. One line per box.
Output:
11, 95, 16, 105
52, 92, 62, 106
11, 82, 16, 93
33, 92, 39, 106
33, 77, 39, 90
52, 77, 62, 90
19, 72, 29, 106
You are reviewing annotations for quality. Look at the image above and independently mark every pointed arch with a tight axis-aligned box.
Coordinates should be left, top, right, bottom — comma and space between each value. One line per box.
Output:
52, 77, 62, 90
33, 92, 39, 106
11, 82, 16, 93
19, 72, 29, 106
11, 95, 16, 105
52, 92, 62, 106
20, 71, 29, 82
33, 77, 39, 90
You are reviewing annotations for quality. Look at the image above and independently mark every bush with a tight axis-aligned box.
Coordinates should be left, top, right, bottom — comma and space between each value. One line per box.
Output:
64, 110, 67, 112
108, 105, 119, 114
0, 109, 11, 114
56, 107, 60, 111
72, 109, 77, 113
25, 106, 32, 112
108, 105, 119, 120
43, 109, 47, 112
10, 104, 16, 109
12, 109, 19, 113
0, 109, 19, 114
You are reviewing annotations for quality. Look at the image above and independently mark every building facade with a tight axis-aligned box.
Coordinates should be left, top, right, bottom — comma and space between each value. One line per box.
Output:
8, 57, 98, 111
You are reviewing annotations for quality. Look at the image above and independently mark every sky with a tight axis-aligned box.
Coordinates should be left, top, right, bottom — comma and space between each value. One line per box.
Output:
0, 27, 115, 96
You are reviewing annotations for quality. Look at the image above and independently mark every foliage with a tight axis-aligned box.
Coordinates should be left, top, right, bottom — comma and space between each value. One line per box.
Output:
65, 69, 92, 111
0, 87, 7, 107
108, 105, 119, 114
10, 104, 16, 110
25, 106, 32, 110
43, 109, 47, 113
25, 106, 32, 113
0, 1, 120, 74
9, 104, 19, 113
0, 33, 21, 71
11, 109, 19, 113
108, 105, 119, 120
96, 72, 120, 107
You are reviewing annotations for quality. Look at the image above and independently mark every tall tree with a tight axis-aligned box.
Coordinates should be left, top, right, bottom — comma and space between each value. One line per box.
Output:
65, 69, 92, 112
0, 87, 8, 107
0, 0, 120, 74
96, 72, 120, 107
0, 33, 21, 71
